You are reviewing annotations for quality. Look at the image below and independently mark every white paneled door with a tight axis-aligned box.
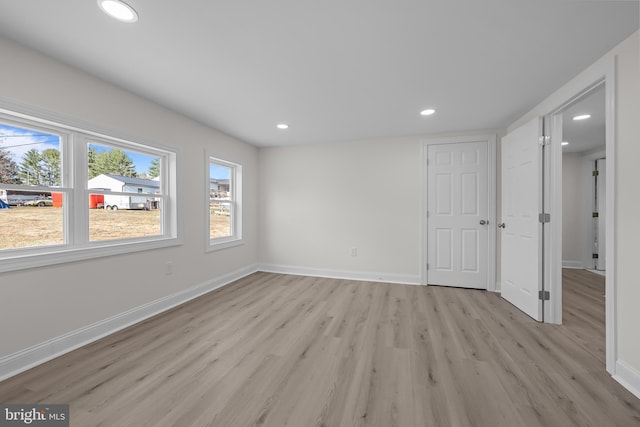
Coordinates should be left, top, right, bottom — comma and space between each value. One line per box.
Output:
427, 141, 488, 289
500, 117, 542, 321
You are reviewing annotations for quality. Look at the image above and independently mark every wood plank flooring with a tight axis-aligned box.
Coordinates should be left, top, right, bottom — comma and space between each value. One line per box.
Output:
1, 270, 639, 426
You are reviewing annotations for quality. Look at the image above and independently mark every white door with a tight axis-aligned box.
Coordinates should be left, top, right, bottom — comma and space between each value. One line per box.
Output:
500, 117, 542, 321
427, 141, 488, 289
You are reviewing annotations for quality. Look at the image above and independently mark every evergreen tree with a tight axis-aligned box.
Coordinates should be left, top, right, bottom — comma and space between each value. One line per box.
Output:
148, 158, 160, 178
92, 149, 137, 177
19, 148, 43, 185
0, 148, 20, 184
41, 148, 61, 186
88, 146, 98, 179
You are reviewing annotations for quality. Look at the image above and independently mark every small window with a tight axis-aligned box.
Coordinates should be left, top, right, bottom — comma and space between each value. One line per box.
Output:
207, 156, 242, 250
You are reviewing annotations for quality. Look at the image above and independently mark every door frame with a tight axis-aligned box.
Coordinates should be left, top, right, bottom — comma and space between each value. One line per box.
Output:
515, 59, 616, 373
421, 134, 497, 290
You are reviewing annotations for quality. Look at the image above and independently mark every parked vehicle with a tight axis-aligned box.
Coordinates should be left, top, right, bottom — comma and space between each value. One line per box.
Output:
23, 197, 53, 207
103, 195, 157, 210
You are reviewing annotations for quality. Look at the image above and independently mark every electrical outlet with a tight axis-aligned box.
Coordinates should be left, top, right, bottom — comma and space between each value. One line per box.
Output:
351, 247, 357, 257
165, 261, 173, 275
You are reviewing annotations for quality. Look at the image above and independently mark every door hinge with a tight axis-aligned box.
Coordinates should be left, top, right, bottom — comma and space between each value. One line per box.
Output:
593, 170, 600, 177
539, 136, 550, 146
592, 212, 599, 218
539, 290, 550, 301
426, 263, 429, 270
592, 253, 599, 259
539, 213, 550, 223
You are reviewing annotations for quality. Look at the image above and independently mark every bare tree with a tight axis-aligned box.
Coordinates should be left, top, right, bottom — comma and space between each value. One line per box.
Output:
0, 148, 20, 184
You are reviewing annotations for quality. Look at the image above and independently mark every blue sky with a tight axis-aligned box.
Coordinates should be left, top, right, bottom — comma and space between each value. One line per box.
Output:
0, 124, 60, 160
210, 163, 230, 180
2, 124, 233, 179
1, 124, 157, 176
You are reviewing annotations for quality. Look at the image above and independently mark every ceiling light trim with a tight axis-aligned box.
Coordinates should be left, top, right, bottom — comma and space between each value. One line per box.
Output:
97, 0, 139, 23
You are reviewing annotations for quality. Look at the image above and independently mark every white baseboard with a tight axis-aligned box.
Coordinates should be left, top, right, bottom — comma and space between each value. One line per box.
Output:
258, 263, 422, 286
0, 264, 259, 382
562, 260, 585, 269
614, 360, 640, 400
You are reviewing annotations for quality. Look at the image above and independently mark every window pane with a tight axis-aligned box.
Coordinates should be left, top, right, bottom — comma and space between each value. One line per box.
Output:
210, 162, 231, 199
209, 160, 234, 241
0, 190, 63, 250
210, 201, 232, 239
88, 143, 161, 191
1, 123, 61, 187
89, 194, 161, 242
86, 142, 164, 242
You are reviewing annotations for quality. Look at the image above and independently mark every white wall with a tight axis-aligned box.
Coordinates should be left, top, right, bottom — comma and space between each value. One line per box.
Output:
258, 137, 423, 283
613, 32, 640, 384
0, 37, 258, 361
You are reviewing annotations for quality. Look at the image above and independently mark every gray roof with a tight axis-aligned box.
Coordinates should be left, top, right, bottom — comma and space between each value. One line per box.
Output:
104, 174, 160, 188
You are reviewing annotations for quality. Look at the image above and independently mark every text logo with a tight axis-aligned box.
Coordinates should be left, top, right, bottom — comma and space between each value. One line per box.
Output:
0, 405, 68, 427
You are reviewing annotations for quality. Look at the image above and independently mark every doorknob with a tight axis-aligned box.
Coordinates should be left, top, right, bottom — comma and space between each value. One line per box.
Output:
479, 219, 488, 225
498, 222, 506, 229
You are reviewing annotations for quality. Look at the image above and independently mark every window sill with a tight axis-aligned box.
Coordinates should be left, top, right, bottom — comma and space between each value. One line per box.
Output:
0, 237, 182, 273
206, 237, 244, 253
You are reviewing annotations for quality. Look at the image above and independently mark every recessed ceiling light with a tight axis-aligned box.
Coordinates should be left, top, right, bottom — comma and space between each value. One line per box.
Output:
276, 123, 289, 130
420, 109, 436, 116
97, 0, 138, 23
562, 141, 569, 146
573, 114, 591, 121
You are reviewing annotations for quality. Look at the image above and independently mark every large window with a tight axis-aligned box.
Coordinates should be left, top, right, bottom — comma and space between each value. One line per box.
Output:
0, 108, 178, 272
207, 155, 242, 251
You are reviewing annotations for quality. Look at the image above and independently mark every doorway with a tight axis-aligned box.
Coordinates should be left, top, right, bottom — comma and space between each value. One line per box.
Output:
560, 84, 606, 274
547, 74, 616, 374
559, 84, 607, 365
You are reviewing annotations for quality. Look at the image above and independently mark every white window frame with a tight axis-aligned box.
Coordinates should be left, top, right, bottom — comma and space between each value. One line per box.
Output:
0, 104, 180, 273
206, 154, 243, 251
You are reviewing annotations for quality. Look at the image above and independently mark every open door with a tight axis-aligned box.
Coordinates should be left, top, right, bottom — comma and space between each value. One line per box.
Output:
500, 117, 543, 321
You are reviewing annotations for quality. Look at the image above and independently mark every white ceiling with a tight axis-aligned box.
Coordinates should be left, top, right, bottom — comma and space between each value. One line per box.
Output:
0, 1, 637, 147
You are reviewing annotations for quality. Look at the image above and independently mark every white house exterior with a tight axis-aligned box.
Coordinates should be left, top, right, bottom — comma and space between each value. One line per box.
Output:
209, 178, 230, 198
88, 174, 160, 210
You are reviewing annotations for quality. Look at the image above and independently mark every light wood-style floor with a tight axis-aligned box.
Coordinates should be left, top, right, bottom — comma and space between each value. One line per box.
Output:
1, 270, 639, 426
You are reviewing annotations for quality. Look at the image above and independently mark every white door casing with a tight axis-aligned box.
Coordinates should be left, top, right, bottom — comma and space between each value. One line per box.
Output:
510, 65, 615, 373
596, 158, 606, 271
500, 117, 543, 321
426, 140, 490, 289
